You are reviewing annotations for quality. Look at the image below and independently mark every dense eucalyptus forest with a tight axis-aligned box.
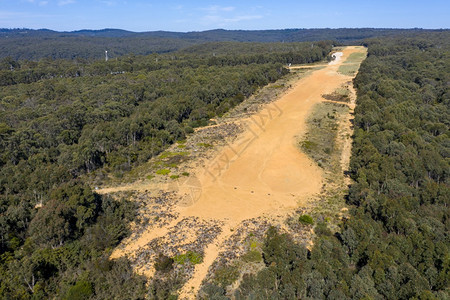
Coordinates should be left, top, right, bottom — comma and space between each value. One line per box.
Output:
0, 41, 332, 298
200, 32, 449, 299
0, 27, 448, 299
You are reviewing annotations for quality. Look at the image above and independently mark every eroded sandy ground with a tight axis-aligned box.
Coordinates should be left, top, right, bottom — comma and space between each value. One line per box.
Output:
98, 46, 367, 299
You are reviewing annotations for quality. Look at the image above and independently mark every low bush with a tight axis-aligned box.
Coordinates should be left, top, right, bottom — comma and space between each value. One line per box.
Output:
299, 214, 314, 225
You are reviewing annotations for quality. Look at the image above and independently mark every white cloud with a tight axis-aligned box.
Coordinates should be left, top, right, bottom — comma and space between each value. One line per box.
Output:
100, 0, 116, 6
20, 0, 48, 6
58, 0, 75, 6
203, 14, 262, 23
197, 5, 262, 27
202, 5, 235, 13
219, 6, 235, 12
0, 10, 23, 19
0, 10, 58, 28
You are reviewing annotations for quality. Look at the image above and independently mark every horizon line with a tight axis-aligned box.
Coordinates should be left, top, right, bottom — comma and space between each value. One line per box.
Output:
1, 27, 448, 34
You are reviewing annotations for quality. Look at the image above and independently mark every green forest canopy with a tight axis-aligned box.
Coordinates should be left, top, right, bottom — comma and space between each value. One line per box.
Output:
0, 41, 333, 299
0, 28, 445, 60
0, 29, 448, 299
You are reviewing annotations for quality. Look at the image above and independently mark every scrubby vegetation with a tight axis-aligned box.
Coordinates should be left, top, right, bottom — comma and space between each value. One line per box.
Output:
322, 86, 351, 102
301, 102, 348, 169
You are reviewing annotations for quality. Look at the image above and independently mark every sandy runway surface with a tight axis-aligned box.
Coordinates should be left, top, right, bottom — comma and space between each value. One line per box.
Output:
103, 46, 367, 299
178, 49, 356, 224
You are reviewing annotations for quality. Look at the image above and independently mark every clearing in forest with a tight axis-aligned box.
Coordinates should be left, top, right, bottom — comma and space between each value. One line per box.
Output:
98, 46, 367, 299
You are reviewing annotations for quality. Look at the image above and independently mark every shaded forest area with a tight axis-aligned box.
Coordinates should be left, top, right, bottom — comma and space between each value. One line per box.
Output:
0, 28, 444, 60
0, 41, 333, 299
199, 32, 449, 299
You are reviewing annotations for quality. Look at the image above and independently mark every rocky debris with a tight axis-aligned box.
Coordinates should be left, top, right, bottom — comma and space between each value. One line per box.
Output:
203, 218, 271, 281
284, 209, 315, 244
132, 191, 180, 234
127, 216, 224, 281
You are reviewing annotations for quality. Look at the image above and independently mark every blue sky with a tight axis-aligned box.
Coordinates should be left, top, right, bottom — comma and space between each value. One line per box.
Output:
0, 0, 448, 32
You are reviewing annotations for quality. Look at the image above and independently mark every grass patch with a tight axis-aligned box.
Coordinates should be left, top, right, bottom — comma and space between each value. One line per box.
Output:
300, 102, 348, 171
338, 64, 359, 76
146, 175, 155, 180
173, 251, 203, 265
338, 51, 366, 76
177, 144, 186, 149
155, 169, 170, 176
301, 100, 356, 232
241, 250, 262, 263
301, 140, 317, 151
159, 151, 189, 159
163, 163, 178, 168
249, 240, 262, 250
335, 87, 350, 96
156, 151, 189, 168
268, 84, 285, 89
181, 172, 190, 176
170, 175, 180, 180
344, 52, 367, 63
322, 87, 350, 103
159, 152, 175, 159
197, 142, 213, 148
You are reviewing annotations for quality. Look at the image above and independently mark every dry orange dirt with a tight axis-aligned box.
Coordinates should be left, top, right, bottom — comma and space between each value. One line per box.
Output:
100, 46, 367, 299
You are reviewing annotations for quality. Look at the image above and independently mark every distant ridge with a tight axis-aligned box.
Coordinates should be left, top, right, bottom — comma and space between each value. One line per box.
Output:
1, 27, 443, 39
0, 27, 447, 60
70, 28, 136, 37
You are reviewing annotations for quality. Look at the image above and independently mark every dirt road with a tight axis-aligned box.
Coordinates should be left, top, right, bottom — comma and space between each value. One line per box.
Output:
104, 46, 366, 299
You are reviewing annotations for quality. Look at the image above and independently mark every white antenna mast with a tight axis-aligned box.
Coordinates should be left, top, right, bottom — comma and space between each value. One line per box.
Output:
105, 50, 108, 62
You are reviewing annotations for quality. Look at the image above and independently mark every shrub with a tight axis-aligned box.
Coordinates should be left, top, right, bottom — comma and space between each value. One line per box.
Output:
315, 221, 332, 236
213, 264, 240, 288
154, 253, 174, 273
164, 163, 178, 168
197, 142, 213, 148
173, 251, 203, 265
65, 280, 93, 300
301, 140, 317, 151
155, 169, 170, 175
250, 240, 261, 250
241, 250, 262, 263
185, 126, 194, 134
299, 214, 314, 225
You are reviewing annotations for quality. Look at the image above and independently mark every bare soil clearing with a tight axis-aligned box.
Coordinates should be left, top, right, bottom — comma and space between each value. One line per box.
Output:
99, 46, 366, 299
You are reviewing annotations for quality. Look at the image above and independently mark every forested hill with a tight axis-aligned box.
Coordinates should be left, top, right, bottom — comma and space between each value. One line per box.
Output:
0, 41, 332, 298
1, 27, 445, 60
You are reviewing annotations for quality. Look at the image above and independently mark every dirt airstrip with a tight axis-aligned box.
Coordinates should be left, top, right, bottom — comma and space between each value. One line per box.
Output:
97, 46, 367, 299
